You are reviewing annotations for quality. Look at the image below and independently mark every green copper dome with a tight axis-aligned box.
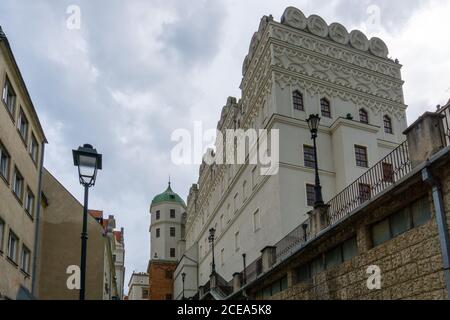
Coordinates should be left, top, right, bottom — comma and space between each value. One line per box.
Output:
151, 183, 186, 208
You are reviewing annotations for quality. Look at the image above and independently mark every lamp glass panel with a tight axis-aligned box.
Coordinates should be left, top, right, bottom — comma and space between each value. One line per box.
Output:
79, 154, 97, 177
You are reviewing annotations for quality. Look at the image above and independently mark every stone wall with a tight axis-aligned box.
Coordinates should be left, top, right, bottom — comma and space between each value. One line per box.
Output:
249, 165, 450, 300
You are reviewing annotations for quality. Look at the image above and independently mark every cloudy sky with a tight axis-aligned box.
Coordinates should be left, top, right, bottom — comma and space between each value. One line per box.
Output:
1, 0, 449, 292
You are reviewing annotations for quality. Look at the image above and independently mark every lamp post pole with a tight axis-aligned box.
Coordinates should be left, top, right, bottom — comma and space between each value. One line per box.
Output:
73, 144, 102, 301
79, 185, 89, 300
307, 115, 324, 208
209, 228, 216, 274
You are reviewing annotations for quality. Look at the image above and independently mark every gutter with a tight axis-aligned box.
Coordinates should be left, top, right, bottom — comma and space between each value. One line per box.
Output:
31, 142, 46, 298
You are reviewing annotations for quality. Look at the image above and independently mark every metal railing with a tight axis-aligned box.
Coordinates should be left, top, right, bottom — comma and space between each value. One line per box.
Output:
328, 141, 411, 224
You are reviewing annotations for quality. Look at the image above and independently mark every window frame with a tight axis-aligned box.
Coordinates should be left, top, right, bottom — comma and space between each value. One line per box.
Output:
384, 115, 393, 134
13, 167, 24, 202
292, 90, 304, 111
303, 145, 316, 169
2, 76, 17, 118
25, 187, 35, 218
0, 218, 4, 253
354, 145, 369, 168
29, 133, 39, 164
155, 211, 160, 220
155, 228, 161, 238
17, 108, 29, 145
320, 98, 331, 118
170, 209, 176, 219
20, 245, 31, 275
169, 227, 176, 238
359, 109, 369, 124
7, 230, 19, 263
0, 142, 11, 183
306, 184, 316, 207
253, 209, 261, 232
169, 248, 176, 258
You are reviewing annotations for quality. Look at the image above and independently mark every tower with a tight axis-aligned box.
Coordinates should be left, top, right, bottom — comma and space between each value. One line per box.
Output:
148, 182, 186, 300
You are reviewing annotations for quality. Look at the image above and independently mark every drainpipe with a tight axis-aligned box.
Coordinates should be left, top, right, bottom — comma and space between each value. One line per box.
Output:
422, 165, 450, 300
31, 142, 45, 298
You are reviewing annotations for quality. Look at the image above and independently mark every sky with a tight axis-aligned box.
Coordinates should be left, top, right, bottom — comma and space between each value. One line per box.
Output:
1, 0, 450, 293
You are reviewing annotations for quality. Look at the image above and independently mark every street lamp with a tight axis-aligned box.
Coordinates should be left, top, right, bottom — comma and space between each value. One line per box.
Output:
72, 144, 102, 300
181, 272, 186, 300
306, 115, 324, 208
208, 228, 216, 274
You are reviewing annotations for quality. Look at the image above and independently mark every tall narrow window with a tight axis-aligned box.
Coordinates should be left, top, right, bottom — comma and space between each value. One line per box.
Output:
155, 211, 160, 220
156, 228, 161, 238
320, 98, 331, 118
292, 90, 304, 111
170, 248, 176, 258
25, 188, 35, 217
235, 231, 240, 252
8, 231, 19, 263
17, 109, 29, 143
253, 210, 261, 232
306, 184, 316, 207
0, 219, 4, 252
170, 209, 176, 219
170, 227, 176, 238
21, 246, 31, 274
243, 181, 247, 202
29, 134, 39, 164
2, 77, 16, 116
354, 145, 368, 168
359, 109, 369, 124
13, 168, 24, 201
234, 193, 238, 213
384, 115, 393, 134
303, 145, 316, 168
358, 183, 371, 203
221, 248, 225, 266
0, 143, 10, 181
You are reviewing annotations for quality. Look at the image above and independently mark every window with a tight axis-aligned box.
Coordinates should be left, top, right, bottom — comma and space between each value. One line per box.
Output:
371, 197, 431, 247
18, 109, 29, 143
156, 228, 160, 238
355, 145, 368, 167
234, 193, 238, 213
251, 166, 258, 189
155, 211, 160, 220
25, 188, 35, 217
384, 115, 393, 134
235, 231, 240, 252
21, 246, 31, 274
0, 143, 10, 181
165, 270, 173, 279
142, 289, 149, 299
303, 145, 316, 168
358, 183, 371, 203
8, 231, 19, 263
29, 134, 39, 164
221, 248, 225, 266
0, 219, 4, 252
170, 227, 176, 238
170, 209, 176, 219
220, 215, 224, 232
253, 210, 261, 232
2, 77, 16, 116
382, 162, 394, 183
320, 98, 331, 118
170, 248, 176, 258
359, 109, 369, 124
13, 168, 24, 201
261, 276, 288, 298
306, 184, 315, 207
292, 90, 304, 111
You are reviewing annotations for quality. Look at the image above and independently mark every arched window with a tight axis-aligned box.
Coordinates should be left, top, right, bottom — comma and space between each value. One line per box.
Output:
384, 115, 393, 134
320, 98, 331, 118
292, 90, 304, 111
359, 109, 369, 124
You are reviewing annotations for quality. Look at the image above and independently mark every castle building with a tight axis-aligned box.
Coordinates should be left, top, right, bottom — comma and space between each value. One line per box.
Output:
174, 7, 408, 299
148, 183, 187, 300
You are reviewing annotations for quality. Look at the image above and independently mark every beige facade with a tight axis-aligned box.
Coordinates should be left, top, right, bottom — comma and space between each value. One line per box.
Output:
37, 169, 120, 300
178, 7, 407, 291
0, 26, 46, 300
127, 272, 149, 300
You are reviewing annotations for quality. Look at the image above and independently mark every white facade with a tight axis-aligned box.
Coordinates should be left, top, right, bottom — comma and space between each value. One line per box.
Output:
179, 7, 407, 289
127, 273, 149, 300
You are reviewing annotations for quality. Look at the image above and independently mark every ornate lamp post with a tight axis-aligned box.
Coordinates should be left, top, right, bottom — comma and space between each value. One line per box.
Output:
306, 115, 324, 208
72, 144, 102, 300
181, 272, 186, 300
208, 228, 216, 274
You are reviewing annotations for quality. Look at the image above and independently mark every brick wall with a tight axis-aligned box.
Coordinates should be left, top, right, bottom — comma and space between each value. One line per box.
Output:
148, 261, 177, 300
250, 166, 450, 300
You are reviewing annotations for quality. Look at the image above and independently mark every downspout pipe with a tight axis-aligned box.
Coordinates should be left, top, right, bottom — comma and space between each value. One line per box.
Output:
422, 165, 450, 300
31, 142, 46, 298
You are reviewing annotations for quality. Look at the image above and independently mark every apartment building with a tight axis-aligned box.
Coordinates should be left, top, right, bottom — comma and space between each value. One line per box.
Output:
174, 7, 407, 297
0, 25, 47, 300
127, 272, 149, 300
